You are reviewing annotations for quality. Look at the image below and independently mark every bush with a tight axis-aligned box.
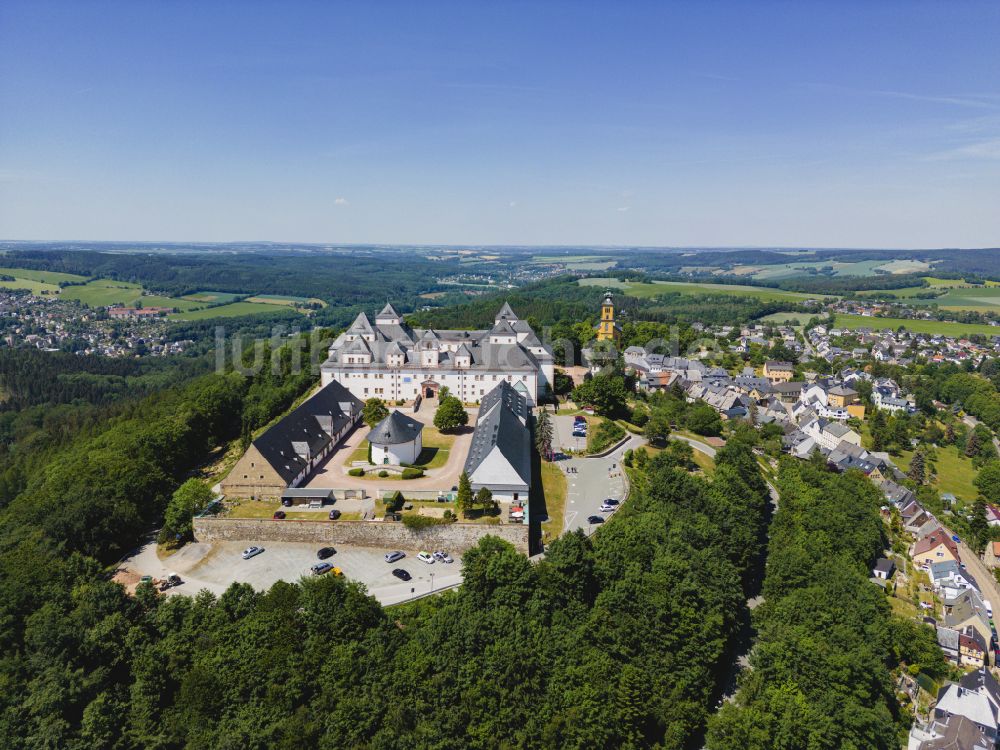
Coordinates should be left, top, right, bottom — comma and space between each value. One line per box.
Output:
378, 470, 389, 477
402, 514, 445, 529
402, 467, 424, 479
348, 467, 365, 477
587, 419, 626, 454
485, 517, 501, 525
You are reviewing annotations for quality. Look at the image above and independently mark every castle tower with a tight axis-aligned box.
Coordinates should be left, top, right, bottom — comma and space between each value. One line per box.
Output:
596, 291, 621, 343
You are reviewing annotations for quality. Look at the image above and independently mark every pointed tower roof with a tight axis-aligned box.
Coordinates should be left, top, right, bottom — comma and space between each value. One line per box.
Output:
490, 319, 516, 336
495, 302, 518, 322
348, 312, 374, 334
376, 303, 401, 320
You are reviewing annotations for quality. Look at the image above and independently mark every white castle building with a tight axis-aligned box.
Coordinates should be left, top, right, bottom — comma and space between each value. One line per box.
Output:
320, 303, 554, 405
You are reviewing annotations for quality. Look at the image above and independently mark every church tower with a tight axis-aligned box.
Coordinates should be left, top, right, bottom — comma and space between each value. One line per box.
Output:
596, 291, 621, 343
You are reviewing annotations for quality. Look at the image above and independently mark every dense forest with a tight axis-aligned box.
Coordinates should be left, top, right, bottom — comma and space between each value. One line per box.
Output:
707, 459, 946, 748
0, 353, 772, 747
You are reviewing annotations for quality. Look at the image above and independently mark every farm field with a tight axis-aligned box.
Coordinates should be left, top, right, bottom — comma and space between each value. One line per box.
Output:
60, 280, 144, 306
0, 266, 88, 284
862, 279, 1000, 311
580, 277, 826, 302
169, 301, 300, 320
833, 314, 1000, 337
730, 258, 930, 281
246, 294, 326, 307
759, 311, 810, 325
181, 290, 244, 303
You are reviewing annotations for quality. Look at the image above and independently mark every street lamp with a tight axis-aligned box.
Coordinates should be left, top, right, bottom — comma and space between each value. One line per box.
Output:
430, 572, 435, 592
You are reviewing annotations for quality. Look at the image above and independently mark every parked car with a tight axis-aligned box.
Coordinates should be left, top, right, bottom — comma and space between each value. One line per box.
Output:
417, 551, 435, 564
273, 510, 286, 520
587, 515, 605, 525
952, 535, 962, 543
328, 509, 342, 520
242, 546, 264, 560
317, 547, 336, 560
311, 562, 333, 575
159, 573, 182, 591
433, 550, 453, 563
384, 551, 405, 563
281, 498, 293, 507
392, 568, 412, 581
600, 503, 616, 512
603, 498, 620, 506
573, 416, 586, 423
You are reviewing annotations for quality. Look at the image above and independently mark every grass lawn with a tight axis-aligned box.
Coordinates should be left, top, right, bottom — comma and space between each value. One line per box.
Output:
349, 426, 456, 469
834, 313, 1000, 338
759, 311, 810, 325
170, 301, 298, 320
892, 443, 980, 504
0, 277, 61, 294
579, 277, 827, 302
692, 450, 716, 475
540, 460, 568, 542
225, 500, 359, 521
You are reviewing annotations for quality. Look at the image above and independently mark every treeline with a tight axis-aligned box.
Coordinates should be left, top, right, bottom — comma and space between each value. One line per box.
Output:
0, 421, 771, 747
0, 348, 208, 411
707, 459, 945, 748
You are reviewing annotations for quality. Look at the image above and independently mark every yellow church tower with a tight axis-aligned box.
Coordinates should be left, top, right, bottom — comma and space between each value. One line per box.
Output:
596, 291, 621, 343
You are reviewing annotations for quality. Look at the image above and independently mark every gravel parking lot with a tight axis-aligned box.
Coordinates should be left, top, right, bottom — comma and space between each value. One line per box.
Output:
125, 540, 464, 606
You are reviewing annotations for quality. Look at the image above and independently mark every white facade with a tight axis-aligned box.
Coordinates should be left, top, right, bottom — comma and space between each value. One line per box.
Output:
372, 432, 422, 466
320, 303, 553, 405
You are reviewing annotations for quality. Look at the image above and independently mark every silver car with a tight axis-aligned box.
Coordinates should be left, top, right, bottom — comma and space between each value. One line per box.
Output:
241, 546, 264, 560
384, 550, 405, 563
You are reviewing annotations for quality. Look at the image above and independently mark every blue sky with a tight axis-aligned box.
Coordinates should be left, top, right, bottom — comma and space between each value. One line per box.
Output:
1, 0, 998, 247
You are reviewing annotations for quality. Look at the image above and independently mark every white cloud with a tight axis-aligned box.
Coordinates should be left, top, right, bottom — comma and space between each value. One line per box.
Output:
508, 201, 517, 208
926, 138, 1000, 161
617, 206, 630, 212
334, 197, 349, 205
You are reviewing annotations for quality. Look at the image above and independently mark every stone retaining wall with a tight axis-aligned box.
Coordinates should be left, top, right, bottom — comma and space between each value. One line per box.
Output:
193, 517, 529, 554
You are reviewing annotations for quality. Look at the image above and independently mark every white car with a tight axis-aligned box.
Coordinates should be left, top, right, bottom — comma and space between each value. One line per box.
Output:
242, 546, 264, 560
417, 551, 435, 564
600, 503, 616, 512
433, 550, 453, 564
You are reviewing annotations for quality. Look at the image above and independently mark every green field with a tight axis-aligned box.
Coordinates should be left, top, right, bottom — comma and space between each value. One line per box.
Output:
580, 277, 826, 302
862, 278, 1000, 312
246, 294, 326, 307
169, 301, 300, 320
834, 314, 1000, 337
759, 311, 810, 325
181, 290, 244, 303
0, 267, 88, 284
60, 280, 145, 306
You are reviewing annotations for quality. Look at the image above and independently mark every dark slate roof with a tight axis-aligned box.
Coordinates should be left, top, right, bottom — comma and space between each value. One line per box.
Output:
368, 410, 423, 446
463, 381, 530, 489
478, 379, 527, 422
495, 302, 517, 321
377, 303, 401, 319
252, 381, 362, 483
